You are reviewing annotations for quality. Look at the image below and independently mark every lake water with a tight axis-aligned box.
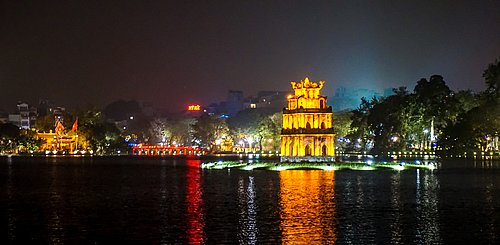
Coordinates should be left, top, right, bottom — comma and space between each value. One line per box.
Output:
0, 156, 498, 244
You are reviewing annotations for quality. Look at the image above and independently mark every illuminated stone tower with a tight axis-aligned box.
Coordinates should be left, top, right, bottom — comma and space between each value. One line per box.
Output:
280, 77, 335, 162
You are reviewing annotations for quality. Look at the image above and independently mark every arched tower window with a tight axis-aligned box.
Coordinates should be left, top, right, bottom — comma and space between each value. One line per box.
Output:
320, 100, 325, 109
306, 122, 311, 129
305, 145, 312, 156
320, 122, 325, 129
322, 145, 327, 156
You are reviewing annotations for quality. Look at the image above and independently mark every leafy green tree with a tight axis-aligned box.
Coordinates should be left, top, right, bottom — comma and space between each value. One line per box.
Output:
227, 108, 281, 152
16, 129, 43, 153
347, 97, 379, 151
439, 59, 500, 153
192, 114, 229, 151
367, 88, 410, 153
333, 110, 353, 151
0, 123, 20, 153
73, 108, 127, 155
35, 115, 55, 132
483, 57, 500, 100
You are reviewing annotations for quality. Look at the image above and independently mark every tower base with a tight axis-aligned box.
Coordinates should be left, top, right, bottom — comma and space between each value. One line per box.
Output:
280, 156, 335, 163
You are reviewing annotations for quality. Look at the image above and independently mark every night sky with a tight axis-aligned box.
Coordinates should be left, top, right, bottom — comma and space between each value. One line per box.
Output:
1, 1, 499, 112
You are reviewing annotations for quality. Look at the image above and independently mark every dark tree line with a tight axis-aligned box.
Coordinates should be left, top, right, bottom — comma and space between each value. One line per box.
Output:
340, 58, 499, 154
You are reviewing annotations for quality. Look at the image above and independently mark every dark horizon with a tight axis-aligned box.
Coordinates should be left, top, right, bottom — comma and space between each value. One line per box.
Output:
1, 1, 499, 112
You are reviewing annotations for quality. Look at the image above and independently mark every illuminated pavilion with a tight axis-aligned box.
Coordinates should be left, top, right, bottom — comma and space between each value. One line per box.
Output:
280, 77, 335, 162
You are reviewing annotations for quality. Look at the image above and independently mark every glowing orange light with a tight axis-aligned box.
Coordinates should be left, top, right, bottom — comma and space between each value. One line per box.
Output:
187, 104, 201, 111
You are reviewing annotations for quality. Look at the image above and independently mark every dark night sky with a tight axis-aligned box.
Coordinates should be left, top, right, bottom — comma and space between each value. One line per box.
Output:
1, 0, 499, 112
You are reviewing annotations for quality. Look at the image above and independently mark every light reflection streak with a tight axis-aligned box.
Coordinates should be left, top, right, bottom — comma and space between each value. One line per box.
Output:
484, 176, 495, 241
7, 158, 15, 242
415, 170, 441, 243
238, 176, 257, 244
159, 163, 169, 243
279, 171, 336, 243
389, 173, 402, 244
185, 160, 205, 244
48, 164, 64, 244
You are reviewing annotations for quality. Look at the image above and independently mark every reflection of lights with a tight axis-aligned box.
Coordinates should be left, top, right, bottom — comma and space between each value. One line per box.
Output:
185, 160, 205, 243
320, 165, 336, 171
279, 170, 336, 243
416, 169, 420, 186
274, 165, 290, 171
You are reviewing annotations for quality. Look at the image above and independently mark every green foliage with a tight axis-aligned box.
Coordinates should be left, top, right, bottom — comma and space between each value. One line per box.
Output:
483, 57, 500, 100
73, 108, 127, 155
148, 118, 193, 145
0, 124, 42, 154
192, 114, 229, 151
227, 108, 281, 152
333, 110, 353, 151
346, 59, 500, 154
35, 115, 55, 132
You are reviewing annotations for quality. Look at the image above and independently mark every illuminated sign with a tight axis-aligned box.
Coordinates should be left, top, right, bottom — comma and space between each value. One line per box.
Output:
187, 104, 201, 111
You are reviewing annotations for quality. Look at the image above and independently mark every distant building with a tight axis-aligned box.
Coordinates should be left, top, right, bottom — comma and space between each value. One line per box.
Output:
210, 90, 288, 116
226, 90, 244, 115
330, 87, 383, 111
255, 91, 288, 110
8, 102, 38, 129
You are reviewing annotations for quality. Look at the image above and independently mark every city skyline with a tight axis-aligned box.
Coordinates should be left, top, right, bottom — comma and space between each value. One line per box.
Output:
2, 1, 499, 111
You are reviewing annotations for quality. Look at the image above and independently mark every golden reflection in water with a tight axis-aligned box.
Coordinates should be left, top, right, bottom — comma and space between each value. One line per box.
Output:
279, 170, 336, 244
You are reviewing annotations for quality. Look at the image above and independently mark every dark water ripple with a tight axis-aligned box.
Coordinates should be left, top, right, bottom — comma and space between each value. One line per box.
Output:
0, 156, 498, 244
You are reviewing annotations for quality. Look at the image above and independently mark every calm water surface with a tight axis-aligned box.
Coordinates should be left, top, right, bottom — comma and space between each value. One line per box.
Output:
0, 156, 498, 244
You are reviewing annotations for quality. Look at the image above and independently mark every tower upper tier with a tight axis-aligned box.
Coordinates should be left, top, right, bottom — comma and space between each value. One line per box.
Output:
286, 77, 329, 111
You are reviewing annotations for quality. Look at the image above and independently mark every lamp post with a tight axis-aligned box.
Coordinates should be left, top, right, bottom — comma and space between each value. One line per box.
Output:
423, 129, 429, 150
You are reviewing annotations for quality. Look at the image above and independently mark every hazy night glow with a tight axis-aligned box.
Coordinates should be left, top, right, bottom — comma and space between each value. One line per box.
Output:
1, 1, 499, 111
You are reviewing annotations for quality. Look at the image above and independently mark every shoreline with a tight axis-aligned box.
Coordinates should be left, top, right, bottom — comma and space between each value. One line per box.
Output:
1, 153, 499, 161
